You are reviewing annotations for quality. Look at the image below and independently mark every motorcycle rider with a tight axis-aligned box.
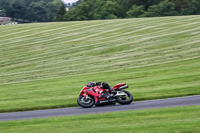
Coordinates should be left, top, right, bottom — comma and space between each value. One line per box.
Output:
102, 82, 115, 94
86, 81, 115, 94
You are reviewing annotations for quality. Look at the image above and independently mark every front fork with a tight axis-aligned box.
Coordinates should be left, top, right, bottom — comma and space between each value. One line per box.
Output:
85, 94, 89, 99
84, 90, 99, 104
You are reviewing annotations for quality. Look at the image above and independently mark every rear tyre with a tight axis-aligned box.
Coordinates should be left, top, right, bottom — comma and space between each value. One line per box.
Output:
116, 90, 133, 105
77, 95, 94, 108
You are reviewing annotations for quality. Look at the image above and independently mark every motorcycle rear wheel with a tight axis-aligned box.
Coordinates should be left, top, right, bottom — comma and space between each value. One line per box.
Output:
77, 95, 94, 108
116, 90, 133, 105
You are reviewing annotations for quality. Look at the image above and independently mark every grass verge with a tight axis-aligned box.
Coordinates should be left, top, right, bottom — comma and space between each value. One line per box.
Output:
0, 105, 200, 133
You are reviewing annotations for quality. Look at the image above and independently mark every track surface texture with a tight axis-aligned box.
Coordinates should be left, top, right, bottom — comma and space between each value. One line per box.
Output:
0, 95, 200, 121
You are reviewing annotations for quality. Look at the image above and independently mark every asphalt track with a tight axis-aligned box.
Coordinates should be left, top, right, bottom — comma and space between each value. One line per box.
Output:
0, 95, 200, 121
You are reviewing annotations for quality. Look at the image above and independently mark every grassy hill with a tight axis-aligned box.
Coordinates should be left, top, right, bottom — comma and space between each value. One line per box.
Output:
0, 15, 200, 112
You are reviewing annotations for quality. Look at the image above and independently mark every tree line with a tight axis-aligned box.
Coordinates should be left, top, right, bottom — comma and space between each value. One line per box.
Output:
0, 0, 65, 22
63, 0, 200, 21
0, 0, 200, 22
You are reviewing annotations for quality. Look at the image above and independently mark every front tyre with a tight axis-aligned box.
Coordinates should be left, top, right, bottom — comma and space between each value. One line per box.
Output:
77, 95, 94, 108
116, 90, 133, 105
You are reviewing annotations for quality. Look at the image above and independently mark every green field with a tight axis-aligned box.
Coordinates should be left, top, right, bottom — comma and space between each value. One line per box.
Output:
0, 15, 200, 112
0, 105, 200, 133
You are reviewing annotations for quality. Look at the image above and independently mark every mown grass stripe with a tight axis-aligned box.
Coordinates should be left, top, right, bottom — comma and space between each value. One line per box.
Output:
0, 38, 199, 79
0, 22, 66, 37
0, 22, 198, 71
0, 38, 199, 77
0, 15, 189, 47
0, 37, 199, 77
0, 22, 89, 42
0, 20, 116, 45
0, 18, 155, 47
1, 56, 199, 85
1, 16, 198, 64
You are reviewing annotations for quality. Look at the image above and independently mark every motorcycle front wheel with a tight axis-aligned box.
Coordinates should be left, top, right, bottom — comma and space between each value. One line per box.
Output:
116, 90, 133, 105
77, 95, 94, 108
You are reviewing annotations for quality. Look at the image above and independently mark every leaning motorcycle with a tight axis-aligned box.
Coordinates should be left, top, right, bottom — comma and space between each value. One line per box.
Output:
77, 82, 133, 108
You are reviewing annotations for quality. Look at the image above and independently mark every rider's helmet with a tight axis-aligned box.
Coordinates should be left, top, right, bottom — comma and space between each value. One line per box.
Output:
86, 81, 96, 87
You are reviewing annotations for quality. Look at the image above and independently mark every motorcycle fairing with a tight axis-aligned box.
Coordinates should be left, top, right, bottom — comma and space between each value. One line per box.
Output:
79, 86, 111, 104
85, 88, 99, 104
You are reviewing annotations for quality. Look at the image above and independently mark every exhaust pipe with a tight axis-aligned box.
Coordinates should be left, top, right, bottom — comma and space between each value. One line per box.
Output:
118, 85, 128, 90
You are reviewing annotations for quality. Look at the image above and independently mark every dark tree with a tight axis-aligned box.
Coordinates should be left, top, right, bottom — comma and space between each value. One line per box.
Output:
146, 0, 178, 17
7, 0, 27, 21
56, 1, 66, 21
181, 0, 200, 15
126, 5, 146, 18
26, 1, 47, 22
170, 0, 193, 13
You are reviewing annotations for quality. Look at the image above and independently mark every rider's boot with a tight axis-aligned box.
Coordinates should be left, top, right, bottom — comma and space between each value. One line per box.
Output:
110, 87, 116, 95
108, 87, 116, 98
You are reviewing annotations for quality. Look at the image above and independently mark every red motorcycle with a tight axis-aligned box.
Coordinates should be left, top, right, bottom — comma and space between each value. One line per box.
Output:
77, 81, 133, 108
